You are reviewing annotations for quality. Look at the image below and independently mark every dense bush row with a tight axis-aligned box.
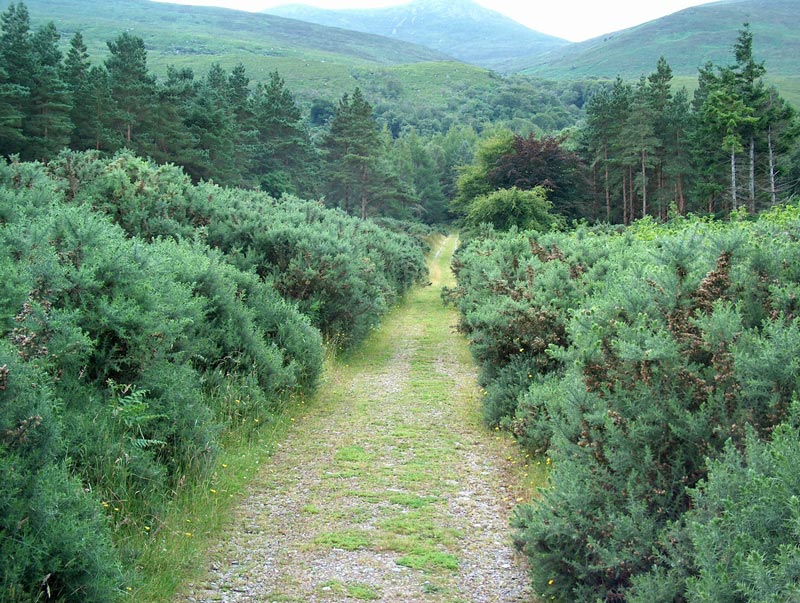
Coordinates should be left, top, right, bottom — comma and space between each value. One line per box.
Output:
0, 153, 427, 602
44, 150, 428, 346
447, 207, 800, 601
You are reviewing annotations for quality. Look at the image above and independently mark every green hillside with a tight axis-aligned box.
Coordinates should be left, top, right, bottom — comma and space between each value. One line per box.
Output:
266, 0, 568, 72
23, 0, 499, 105
519, 0, 800, 104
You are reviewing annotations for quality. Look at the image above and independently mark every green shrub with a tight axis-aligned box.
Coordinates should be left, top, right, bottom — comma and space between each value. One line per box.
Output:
0, 341, 123, 603
0, 155, 332, 601
685, 420, 800, 603
464, 186, 560, 232
452, 207, 800, 601
43, 151, 427, 347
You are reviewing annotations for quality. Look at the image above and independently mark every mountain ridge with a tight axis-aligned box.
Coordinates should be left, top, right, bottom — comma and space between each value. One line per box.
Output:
265, 0, 569, 72
518, 0, 799, 78
22, 0, 483, 104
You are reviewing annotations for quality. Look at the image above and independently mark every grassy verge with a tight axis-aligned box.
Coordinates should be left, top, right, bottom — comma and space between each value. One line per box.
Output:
127, 389, 318, 601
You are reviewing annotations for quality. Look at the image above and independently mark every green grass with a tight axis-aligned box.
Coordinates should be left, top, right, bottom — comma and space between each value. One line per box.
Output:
313, 529, 374, 551
387, 493, 439, 508
346, 583, 382, 600
396, 551, 459, 572
319, 580, 381, 600
334, 445, 372, 463
126, 395, 309, 601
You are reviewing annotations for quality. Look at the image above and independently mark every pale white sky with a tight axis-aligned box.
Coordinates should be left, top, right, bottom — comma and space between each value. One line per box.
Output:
151, 0, 718, 42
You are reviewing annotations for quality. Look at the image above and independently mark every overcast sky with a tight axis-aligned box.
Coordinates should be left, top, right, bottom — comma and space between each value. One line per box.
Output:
151, 0, 718, 41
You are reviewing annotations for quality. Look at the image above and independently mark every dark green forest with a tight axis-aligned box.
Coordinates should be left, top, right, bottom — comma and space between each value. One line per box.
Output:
2, 0, 800, 601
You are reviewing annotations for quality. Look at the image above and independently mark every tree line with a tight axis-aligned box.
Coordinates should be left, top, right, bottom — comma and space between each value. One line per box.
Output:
5, 2, 795, 227
451, 26, 798, 225
0, 1, 487, 222
583, 26, 797, 222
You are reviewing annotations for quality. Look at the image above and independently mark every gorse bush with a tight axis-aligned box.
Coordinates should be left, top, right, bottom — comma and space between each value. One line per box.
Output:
450, 207, 800, 602
46, 150, 427, 347
0, 152, 425, 601
681, 417, 800, 603
0, 341, 123, 603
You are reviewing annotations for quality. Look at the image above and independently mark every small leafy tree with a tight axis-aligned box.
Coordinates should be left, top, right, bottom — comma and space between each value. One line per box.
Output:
464, 186, 557, 232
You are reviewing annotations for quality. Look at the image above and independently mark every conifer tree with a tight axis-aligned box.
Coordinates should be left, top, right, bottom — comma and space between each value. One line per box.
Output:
105, 33, 156, 148
621, 78, 660, 218
701, 68, 758, 212
731, 23, 766, 212
322, 87, 381, 218
0, 63, 24, 154
250, 70, 317, 197
608, 79, 634, 223
0, 1, 32, 154
584, 86, 616, 221
25, 22, 72, 160
147, 66, 207, 174
646, 57, 693, 216
0, 2, 32, 102
662, 87, 693, 214
761, 87, 796, 205
62, 32, 98, 150
183, 63, 238, 184
691, 62, 729, 213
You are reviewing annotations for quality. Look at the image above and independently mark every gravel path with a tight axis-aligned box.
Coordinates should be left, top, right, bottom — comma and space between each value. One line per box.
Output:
176, 235, 534, 603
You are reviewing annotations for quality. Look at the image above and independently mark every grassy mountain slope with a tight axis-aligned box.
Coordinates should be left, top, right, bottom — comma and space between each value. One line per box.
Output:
519, 0, 799, 103
266, 0, 569, 72
24, 0, 499, 105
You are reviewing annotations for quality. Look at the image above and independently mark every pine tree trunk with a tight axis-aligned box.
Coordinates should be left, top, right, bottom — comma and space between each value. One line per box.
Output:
629, 165, 635, 222
641, 149, 647, 218
360, 162, 368, 220
731, 147, 738, 212
748, 135, 756, 213
622, 168, 628, 225
604, 146, 610, 223
768, 125, 777, 206
676, 129, 686, 214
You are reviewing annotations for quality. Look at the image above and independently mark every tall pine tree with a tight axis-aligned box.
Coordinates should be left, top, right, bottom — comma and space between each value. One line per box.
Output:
105, 33, 155, 148
250, 70, 317, 197
0, 1, 31, 154
25, 22, 72, 160
322, 87, 381, 219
